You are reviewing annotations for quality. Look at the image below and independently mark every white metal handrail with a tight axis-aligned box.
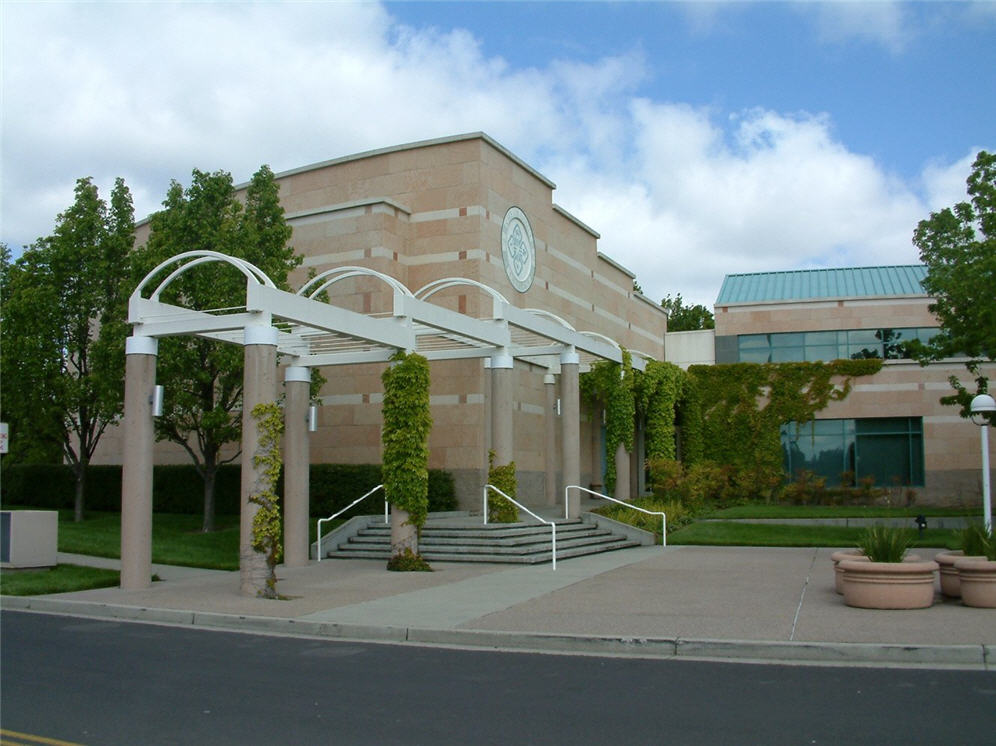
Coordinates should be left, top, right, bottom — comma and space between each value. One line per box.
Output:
483, 484, 557, 570
316, 484, 387, 562
565, 485, 667, 547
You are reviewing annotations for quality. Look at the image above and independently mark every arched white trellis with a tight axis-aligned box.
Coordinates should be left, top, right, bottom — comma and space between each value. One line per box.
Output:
129, 255, 637, 372
299, 265, 414, 300
122, 250, 646, 592
137, 250, 277, 303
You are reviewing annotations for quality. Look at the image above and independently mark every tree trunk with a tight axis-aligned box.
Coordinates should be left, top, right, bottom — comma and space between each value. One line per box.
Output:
202, 462, 217, 533
73, 462, 86, 522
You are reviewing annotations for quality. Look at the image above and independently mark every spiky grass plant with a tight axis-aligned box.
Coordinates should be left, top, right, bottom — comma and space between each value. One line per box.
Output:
858, 525, 914, 563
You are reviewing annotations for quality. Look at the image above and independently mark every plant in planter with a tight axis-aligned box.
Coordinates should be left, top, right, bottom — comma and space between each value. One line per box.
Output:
839, 525, 938, 609
953, 525, 996, 608
935, 523, 990, 598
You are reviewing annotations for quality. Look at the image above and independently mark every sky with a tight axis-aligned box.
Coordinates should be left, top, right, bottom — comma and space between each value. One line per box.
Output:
2, 1, 993, 308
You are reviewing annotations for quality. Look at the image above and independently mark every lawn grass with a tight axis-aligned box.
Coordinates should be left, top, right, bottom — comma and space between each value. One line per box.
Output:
57, 510, 241, 571
668, 520, 960, 549
700, 504, 981, 520
0, 564, 120, 596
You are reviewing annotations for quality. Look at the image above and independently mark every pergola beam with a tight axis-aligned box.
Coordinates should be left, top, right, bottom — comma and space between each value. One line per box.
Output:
251, 284, 415, 351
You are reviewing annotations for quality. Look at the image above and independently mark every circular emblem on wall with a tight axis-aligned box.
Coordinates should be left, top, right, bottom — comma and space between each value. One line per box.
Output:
500, 206, 536, 293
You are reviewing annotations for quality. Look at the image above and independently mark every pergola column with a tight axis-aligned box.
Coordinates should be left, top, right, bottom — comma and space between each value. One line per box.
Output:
482, 358, 492, 474
283, 365, 311, 566
491, 351, 514, 468
240, 325, 278, 596
561, 348, 581, 517
120, 335, 158, 590
614, 442, 630, 501
590, 404, 603, 492
544, 373, 557, 506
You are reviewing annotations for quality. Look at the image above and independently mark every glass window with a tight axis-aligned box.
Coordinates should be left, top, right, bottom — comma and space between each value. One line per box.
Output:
805, 345, 840, 362
771, 347, 805, 362
739, 334, 770, 349
846, 329, 883, 360
737, 328, 940, 363
738, 335, 771, 363
782, 417, 923, 487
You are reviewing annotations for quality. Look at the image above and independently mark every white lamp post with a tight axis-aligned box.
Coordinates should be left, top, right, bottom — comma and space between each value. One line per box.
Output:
969, 393, 995, 534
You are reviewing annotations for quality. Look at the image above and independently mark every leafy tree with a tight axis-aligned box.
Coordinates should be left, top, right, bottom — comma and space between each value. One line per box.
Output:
0, 179, 135, 519
912, 150, 995, 423
662, 293, 715, 331
135, 166, 299, 532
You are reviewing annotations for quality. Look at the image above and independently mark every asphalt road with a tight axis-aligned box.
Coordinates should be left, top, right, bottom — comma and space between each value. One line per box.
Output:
2, 610, 995, 745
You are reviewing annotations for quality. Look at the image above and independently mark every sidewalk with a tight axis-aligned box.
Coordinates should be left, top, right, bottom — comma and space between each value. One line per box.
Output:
3, 545, 994, 670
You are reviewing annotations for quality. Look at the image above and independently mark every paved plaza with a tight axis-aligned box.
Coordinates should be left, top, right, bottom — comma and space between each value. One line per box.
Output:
4, 544, 994, 670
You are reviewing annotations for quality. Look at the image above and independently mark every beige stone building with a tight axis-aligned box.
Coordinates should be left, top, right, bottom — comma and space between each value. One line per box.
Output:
710, 266, 995, 505
100, 135, 992, 511
109, 132, 668, 510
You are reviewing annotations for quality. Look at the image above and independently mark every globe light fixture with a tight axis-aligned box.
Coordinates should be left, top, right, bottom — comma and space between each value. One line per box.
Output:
969, 394, 995, 533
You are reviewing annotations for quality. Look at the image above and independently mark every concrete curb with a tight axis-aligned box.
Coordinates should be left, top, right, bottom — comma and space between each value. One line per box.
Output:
4, 596, 989, 670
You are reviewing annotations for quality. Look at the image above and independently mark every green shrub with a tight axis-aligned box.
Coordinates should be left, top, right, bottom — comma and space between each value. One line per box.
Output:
648, 458, 740, 509
486, 450, 519, 523
386, 547, 433, 572
594, 496, 686, 542
309, 464, 456, 519
858, 525, 914, 562
3, 462, 456, 519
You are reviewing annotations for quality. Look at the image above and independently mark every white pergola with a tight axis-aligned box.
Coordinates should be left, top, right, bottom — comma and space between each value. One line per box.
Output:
121, 251, 641, 594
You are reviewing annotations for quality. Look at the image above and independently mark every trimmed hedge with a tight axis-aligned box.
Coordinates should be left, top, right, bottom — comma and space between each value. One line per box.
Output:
309, 464, 456, 518
1, 462, 457, 518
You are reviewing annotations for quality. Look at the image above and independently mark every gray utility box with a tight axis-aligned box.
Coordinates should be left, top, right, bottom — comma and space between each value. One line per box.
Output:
1, 510, 58, 568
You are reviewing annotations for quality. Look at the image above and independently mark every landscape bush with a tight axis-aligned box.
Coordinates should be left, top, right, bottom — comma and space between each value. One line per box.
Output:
1, 462, 457, 518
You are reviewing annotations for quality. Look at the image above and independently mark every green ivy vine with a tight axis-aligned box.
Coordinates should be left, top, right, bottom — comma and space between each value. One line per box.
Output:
581, 349, 635, 493
250, 401, 283, 599
381, 351, 432, 532
633, 359, 686, 462
687, 359, 883, 496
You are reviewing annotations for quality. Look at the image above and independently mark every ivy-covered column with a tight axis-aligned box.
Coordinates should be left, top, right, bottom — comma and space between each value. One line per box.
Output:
283, 365, 310, 566
121, 335, 157, 590
240, 325, 278, 596
614, 441, 630, 501
544, 373, 557, 506
561, 347, 581, 517
382, 352, 432, 570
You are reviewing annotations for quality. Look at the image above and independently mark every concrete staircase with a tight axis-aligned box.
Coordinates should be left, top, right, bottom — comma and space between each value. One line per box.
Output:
319, 512, 649, 564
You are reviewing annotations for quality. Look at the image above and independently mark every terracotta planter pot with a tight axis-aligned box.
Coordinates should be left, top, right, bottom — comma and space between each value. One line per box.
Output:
831, 551, 921, 594
935, 551, 986, 598
840, 559, 938, 609
831, 550, 867, 594
954, 558, 996, 608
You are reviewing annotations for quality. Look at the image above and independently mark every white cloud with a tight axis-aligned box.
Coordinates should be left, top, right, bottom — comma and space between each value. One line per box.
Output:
921, 150, 979, 214
807, 0, 915, 54
0, 1, 981, 310
546, 103, 931, 306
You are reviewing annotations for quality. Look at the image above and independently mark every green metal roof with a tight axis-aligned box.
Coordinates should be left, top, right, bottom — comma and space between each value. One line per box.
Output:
715, 265, 927, 305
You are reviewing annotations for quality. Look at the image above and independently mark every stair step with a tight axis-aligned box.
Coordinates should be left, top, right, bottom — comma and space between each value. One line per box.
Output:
345, 531, 622, 553
329, 538, 640, 564
359, 522, 591, 540
323, 513, 645, 564
347, 529, 614, 549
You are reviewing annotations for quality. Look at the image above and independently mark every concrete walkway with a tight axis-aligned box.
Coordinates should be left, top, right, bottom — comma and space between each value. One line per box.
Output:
4, 544, 994, 670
